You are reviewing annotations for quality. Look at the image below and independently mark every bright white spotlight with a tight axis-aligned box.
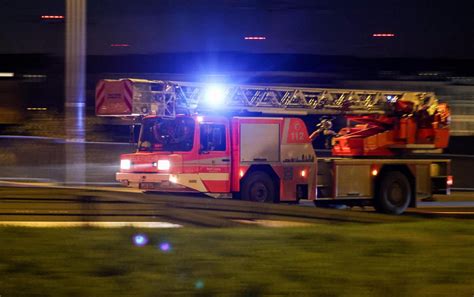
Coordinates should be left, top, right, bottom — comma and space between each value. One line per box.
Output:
204, 85, 226, 106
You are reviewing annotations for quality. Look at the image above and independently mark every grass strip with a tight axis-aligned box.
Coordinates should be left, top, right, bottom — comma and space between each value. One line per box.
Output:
0, 219, 473, 296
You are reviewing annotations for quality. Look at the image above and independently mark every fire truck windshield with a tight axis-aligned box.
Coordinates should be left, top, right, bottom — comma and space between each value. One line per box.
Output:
138, 117, 195, 152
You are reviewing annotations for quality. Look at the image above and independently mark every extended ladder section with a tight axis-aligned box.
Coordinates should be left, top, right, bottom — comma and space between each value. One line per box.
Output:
95, 78, 450, 156
95, 78, 439, 117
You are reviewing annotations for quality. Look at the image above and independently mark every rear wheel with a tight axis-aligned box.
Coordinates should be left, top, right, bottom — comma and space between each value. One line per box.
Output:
374, 171, 411, 215
241, 171, 276, 203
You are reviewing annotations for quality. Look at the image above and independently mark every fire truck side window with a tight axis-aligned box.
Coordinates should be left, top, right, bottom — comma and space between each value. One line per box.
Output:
200, 124, 226, 152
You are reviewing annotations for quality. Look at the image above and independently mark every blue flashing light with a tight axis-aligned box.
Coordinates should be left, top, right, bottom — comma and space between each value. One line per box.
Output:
204, 85, 226, 106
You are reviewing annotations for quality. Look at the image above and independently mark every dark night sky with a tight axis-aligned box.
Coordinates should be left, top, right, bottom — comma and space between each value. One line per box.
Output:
0, 0, 473, 59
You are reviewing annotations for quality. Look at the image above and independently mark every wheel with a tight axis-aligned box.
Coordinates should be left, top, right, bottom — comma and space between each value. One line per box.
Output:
374, 171, 412, 215
241, 171, 276, 203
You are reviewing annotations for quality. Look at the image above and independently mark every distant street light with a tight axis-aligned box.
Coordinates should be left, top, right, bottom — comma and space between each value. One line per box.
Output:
0, 72, 14, 77
372, 33, 396, 38
41, 15, 65, 19
244, 36, 267, 40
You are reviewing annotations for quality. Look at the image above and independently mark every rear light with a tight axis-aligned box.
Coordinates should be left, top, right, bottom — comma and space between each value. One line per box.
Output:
120, 159, 131, 170
157, 160, 170, 170
300, 169, 307, 177
447, 175, 453, 186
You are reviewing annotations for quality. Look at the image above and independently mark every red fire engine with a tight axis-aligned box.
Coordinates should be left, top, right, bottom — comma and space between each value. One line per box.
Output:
96, 79, 452, 214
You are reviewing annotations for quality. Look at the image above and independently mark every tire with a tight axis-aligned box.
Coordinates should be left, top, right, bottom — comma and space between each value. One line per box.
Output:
241, 171, 276, 203
374, 171, 412, 215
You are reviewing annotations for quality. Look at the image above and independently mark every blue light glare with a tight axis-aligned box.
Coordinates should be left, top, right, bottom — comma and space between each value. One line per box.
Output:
159, 242, 171, 252
204, 85, 226, 106
195, 280, 204, 289
387, 95, 397, 103
133, 234, 148, 247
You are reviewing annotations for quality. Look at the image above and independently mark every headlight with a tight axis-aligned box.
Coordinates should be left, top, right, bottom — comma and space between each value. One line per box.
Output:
157, 159, 170, 170
120, 159, 131, 170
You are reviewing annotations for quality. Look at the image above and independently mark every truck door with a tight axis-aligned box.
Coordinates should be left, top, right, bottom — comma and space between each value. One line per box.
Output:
198, 119, 231, 192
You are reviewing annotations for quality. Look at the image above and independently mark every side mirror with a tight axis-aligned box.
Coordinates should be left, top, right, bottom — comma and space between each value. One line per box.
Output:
199, 148, 210, 155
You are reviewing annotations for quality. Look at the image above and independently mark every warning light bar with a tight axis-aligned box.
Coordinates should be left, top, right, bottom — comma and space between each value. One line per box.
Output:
244, 36, 266, 40
372, 33, 395, 37
110, 44, 130, 47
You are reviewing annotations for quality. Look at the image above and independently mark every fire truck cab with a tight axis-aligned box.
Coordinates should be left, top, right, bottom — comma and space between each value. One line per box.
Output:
117, 115, 317, 203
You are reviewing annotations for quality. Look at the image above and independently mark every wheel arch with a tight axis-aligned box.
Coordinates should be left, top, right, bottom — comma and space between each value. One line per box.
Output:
240, 164, 280, 201
375, 164, 416, 208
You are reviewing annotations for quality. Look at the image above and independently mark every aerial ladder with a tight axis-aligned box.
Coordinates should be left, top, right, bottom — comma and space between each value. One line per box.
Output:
96, 78, 450, 157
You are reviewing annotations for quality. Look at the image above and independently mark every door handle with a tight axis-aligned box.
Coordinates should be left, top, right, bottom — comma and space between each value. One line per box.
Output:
221, 158, 230, 162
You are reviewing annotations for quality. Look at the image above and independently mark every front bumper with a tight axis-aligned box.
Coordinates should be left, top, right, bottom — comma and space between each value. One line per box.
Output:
116, 172, 190, 191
